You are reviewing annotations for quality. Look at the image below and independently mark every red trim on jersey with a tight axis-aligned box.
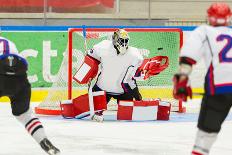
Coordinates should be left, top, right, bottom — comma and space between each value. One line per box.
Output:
215, 83, 232, 87
209, 64, 215, 95
86, 54, 101, 64
3, 41, 6, 54
0, 39, 8, 54
121, 83, 129, 93
192, 151, 203, 155
180, 56, 196, 65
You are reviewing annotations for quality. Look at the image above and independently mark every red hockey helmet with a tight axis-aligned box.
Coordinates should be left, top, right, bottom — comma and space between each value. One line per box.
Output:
207, 3, 232, 26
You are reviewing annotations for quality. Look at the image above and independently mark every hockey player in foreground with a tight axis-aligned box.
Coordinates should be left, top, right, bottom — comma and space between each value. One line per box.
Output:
81, 29, 169, 122
173, 3, 232, 155
0, 36, 60, 154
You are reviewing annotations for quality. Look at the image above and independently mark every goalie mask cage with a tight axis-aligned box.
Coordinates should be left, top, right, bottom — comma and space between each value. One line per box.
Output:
35, 26, 184, 115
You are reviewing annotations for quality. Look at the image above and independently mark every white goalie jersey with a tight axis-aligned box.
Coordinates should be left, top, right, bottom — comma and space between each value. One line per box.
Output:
87, 40, 143, 94
181, 24, 232, 95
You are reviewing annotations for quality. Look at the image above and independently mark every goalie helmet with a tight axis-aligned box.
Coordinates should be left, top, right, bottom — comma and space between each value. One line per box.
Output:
112, 29, 130, 55
207, 3, 232, 26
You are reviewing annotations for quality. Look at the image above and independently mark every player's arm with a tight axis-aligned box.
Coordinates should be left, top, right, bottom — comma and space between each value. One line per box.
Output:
173, 57, 196, 101
121, 56, 143, 100
87, 48, 101, 62
173, 26, 207, 101
122, 66, 142, 100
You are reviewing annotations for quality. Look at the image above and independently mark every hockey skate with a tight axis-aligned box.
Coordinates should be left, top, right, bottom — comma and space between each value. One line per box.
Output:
40, 138, 60, 155
91, 111, 104, 122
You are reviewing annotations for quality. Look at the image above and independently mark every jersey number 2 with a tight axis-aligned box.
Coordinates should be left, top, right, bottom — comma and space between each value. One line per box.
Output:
217, 34, 232, 63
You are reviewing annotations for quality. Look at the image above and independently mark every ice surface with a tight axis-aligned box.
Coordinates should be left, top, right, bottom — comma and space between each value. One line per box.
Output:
0, 99, 232, 155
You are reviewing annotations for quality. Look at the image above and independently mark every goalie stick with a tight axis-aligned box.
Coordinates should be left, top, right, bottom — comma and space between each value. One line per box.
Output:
82, 26, 95, 118
88, 80, 95, 118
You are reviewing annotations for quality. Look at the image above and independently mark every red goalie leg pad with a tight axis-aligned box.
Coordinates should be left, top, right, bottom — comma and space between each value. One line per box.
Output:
117, 100, 159, 121
72, 91, 107, 119
60, 100, 78, 118
157, 101, 171, 120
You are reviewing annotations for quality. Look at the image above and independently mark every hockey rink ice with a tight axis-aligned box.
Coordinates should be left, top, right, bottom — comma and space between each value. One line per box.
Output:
0, 99, 232, 155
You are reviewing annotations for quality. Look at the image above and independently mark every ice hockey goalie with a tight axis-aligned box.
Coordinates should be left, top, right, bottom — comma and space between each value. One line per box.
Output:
64, 29, 170, 121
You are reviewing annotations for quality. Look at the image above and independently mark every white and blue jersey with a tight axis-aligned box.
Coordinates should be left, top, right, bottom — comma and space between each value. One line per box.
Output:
181, 25, 232, 95
0, 36, 28, 75
0, 36, 19, 55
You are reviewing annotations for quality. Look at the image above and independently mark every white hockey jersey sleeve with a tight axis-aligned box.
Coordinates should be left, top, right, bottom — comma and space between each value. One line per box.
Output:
180, 25, 207, 62
87, 40, 109, 62
87, 48, 101, 61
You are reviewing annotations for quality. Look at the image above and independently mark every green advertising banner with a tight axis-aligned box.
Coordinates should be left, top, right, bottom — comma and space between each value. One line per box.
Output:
2, 32, 68, 88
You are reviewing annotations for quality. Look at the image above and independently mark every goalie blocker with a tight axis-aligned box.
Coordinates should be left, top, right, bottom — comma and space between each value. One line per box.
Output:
73, 55, 100, 84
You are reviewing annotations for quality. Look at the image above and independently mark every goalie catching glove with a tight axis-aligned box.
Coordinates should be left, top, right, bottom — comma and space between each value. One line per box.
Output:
173, 74, 192, 102
136, 56, 169, 80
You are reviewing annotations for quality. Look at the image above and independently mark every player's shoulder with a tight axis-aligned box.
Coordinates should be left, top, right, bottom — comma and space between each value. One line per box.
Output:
0, 36, 17, 48
93, 40, 112, 50
193, 24, 210, 32
128, 46, 143, 60
195, 24, 232, 32
190, 24, 217, 40
0, 36, 14, 44
0, 36, 8, 40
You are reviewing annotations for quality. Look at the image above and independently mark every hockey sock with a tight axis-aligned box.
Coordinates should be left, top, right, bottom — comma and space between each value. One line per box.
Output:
15, 108, 47, 143
192, 129, 218, 155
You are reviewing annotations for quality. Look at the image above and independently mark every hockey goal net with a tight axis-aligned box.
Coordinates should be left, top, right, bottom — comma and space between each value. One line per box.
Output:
35, 27, 183, 115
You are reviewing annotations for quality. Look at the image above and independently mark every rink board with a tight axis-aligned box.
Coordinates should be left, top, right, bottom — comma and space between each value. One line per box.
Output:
0, 87, 203, 102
